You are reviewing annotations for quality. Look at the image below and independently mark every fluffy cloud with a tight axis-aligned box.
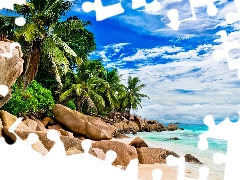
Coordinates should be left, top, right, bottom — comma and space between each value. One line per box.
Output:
122, 46, 183, 61
118, 43, 240, 122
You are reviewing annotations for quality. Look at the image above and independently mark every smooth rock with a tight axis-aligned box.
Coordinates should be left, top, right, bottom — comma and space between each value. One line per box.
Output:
0, 41, 24, 108
129, 137, 148, 148
184, 154, 202, 164
92, 140, 138, 167
137, 147, 179, 164
52, 104, 116, 140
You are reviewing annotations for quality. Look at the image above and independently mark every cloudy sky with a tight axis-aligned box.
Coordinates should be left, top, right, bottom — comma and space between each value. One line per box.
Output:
66, 0, 240, 124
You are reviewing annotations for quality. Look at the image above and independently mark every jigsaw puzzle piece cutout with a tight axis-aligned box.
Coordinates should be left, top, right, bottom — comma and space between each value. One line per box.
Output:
0, 117, 45, 180
167, 155, 209, 180
105, 150, 117, 163
167, 0, 218, 30
152, 168, 163, 180
46, 129, 66, 157
0, 85, 9, 97
0, 0, 26, 10
212, 30, 240, 78
199, 114, 240, 180
81, 138, 92, 153
124, 159, 139, 180
199, 114, 238, 147
225, 0, 240, 24
64, 139, 138, 180
132, 0, 161, 12
213, 152, 239, 179
0, 0, 26, 26
82, 0, 124, 21
0, 42, 22, 58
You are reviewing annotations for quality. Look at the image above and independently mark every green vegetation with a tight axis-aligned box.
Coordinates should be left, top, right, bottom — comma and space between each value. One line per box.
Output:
2, 80, 55, 117
0, 0, 149, 118
122, 76, 150, 116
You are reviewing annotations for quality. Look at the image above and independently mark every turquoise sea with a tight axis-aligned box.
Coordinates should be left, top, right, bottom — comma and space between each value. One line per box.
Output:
128, 124, 227, 180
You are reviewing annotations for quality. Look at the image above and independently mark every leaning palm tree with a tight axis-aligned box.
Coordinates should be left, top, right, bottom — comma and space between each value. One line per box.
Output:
123, 76, 150, 116
13, 0, 83, 89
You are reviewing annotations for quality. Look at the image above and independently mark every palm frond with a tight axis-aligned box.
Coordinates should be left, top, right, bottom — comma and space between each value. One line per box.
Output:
15, 22, 42, 41
60, 87, 74, 102
42, 37, 69, 75
51, 34, 77, 57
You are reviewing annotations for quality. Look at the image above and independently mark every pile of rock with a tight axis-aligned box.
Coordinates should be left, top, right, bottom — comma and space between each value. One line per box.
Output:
111, 113, 184, 135
0, 104, 201, 169
0, 104, 116, 156
128, 137, 202, 165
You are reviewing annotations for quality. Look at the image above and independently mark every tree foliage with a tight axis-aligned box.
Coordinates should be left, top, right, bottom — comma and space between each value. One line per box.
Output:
121, 76, 150, 116
2, 80, 55, 117
12, 0, 82, 89
0, 0, 149, 118
0, 15, 16, 41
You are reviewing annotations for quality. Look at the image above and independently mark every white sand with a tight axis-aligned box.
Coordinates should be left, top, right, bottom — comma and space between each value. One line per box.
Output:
111, 137, 202, 180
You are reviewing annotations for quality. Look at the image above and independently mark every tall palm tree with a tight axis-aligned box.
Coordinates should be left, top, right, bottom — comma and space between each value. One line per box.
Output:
102, 69, 125, 113
59, 60, 106, 113
123, 76, 150, 116
13, 0, 82, 89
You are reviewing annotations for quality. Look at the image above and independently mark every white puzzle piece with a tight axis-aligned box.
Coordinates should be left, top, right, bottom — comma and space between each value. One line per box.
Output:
167, 0, 218, 30
212, 30, 240, 78
166, 155, 209, 180
82, 0, 124, 21
198, 114, 240, 179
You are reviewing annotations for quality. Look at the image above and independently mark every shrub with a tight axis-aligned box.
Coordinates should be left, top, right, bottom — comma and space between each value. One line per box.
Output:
2, 80, 55, 117
66, 100, 76, 110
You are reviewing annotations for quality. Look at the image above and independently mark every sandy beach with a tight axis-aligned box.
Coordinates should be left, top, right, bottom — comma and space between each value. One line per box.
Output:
138, 164, 178, 180
111, 137, 185, 180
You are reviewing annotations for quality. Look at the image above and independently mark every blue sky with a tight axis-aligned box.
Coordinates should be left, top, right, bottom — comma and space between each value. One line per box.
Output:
3, 0, 240, 123
67, 0, 240, 124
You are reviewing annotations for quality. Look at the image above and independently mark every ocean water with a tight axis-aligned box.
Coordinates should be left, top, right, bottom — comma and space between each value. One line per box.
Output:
128, 124, 227, 180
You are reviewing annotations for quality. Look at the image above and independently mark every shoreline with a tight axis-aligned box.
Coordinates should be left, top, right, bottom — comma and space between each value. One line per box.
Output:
112, 130, 225, 180
111, 137, 199, 180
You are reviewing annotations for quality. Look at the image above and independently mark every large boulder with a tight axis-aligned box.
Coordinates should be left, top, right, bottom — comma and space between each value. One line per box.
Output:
52, 104, 116, 141
145, 120, 166, 132
134, 116, 145, 130
0, 41, 24, 108
0, 110, 33, 142
92, 140, 138, 167
167, 123, 179, 131
137, 147, 179, 164
129, 137, 148, 148
0, 118, 2, 137
113, 119, 141, 132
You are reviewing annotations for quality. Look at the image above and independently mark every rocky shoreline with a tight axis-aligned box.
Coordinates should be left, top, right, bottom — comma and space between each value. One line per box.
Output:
0, 103, 202, 168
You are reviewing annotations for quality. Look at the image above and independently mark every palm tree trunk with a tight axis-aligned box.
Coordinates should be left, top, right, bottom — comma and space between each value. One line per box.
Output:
76, 95, 84, 112
22, 40, 41, 89
126, 103, 131, 117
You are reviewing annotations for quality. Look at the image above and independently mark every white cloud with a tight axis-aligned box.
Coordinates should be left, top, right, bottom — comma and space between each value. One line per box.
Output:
122, 46, 183, 61
90, 43, 130, 61
117, 43, 240, 122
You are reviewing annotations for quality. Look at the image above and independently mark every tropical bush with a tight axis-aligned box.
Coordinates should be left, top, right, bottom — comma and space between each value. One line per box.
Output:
66, 100, 76, 110
2, 80, 55, 117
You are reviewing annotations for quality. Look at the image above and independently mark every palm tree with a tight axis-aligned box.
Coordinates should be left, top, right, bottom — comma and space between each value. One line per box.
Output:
102, 69, 125, 113
60, 60, 107, 113
123, 76, 150, 116
0, 15, 16, 41
12, 0, 83, 89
